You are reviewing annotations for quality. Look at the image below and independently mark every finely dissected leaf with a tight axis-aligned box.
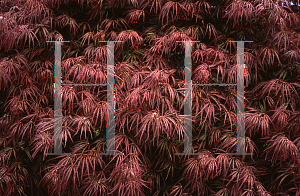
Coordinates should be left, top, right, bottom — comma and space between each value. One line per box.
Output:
100, 18, 128, 32
159, 1, 187, 25
264, 134, 300, 165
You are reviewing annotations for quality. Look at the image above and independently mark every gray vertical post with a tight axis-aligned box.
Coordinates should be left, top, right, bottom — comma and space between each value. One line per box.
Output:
236, 41, 246, 155
184, 41, 192, 154
228, 40, 252, 156
99, 41, 123, 155
236, 41, 245, 155
175, 40, 201, 156
106, 41, 116, 155
54, 41, 62, 154
46, 41, 70, 155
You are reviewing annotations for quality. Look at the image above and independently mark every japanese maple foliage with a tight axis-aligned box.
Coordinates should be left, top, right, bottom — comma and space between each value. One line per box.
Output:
0, 0, 300, 195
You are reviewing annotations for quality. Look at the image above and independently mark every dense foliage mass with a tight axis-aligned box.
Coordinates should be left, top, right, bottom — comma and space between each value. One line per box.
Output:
0, 0, 300, 195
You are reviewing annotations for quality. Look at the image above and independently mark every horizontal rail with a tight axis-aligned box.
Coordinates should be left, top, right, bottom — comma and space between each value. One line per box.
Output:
60, 83, 107, 86
193, 83, 237, 86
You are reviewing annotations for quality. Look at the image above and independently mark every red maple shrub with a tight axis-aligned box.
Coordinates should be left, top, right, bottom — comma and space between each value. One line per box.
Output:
0, 0, 300, 195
